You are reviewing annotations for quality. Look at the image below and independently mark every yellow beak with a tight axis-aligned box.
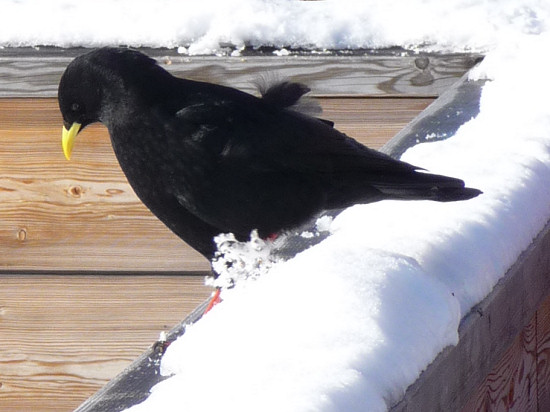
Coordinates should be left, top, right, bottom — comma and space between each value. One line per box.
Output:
62, 122, 81, 160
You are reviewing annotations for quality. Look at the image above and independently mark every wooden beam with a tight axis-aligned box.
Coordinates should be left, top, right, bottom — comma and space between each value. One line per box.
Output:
462, 300, 538, 411
383, 71, 483, 158
0, 47, 481, 97
536, 297, 550, 409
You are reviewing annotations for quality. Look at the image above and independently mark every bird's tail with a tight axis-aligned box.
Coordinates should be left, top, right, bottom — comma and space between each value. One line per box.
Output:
373, 171, 481, 202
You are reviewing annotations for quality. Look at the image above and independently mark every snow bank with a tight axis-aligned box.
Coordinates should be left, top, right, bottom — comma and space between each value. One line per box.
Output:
154, 247, 457, 412
124, 29, 550, 412
1, 0, 548, 54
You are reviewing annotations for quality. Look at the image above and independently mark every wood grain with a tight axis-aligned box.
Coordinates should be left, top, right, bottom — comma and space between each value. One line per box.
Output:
0, 274, 212, 411
460, 285, 550, 411
461, 315, 537, 412
537, 295, 550, 410
0, 97, 432, 272
0, 49, 480, 97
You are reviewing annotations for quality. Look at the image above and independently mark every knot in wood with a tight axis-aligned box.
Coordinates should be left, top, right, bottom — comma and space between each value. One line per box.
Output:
105, 188, 124, 196
68, 185, 83, 198
414, 57, 430, 70
17, 228, 27, 241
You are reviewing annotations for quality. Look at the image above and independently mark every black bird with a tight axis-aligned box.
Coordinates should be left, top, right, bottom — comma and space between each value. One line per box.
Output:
58, 48, 481, 260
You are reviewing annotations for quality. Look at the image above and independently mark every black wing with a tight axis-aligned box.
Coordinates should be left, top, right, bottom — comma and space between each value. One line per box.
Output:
173, 81, 411, 176
169, 80, 478, 234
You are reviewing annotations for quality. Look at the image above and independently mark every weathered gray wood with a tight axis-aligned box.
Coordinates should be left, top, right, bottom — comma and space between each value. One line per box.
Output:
462, 305, 538, 411
536, 298, 550, 410
383, 71, 484, 158
0, 47, 481, 97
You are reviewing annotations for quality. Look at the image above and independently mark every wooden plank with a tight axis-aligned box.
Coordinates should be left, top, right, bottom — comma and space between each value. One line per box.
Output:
320, 96, 434, 149
75, 300, 210, 412
383, 71, 483, 159
0, 274, 212, 412
537, 295, 550, 410
0, 48, 480, 97
461, 314, 537, 412
460, 287, 550, 411
0, 97, 432, 272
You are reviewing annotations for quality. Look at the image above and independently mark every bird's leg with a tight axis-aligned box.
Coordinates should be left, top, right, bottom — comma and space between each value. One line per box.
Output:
203, 287, 222, 314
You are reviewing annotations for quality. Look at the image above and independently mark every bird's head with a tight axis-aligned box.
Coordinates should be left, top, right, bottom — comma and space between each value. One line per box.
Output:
58, 53, 107, 160
58, 47, 161, 160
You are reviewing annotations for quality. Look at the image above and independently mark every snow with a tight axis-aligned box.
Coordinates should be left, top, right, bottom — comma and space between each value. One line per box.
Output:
7, 0, 550, 410
208, 231, 280, 290
0, 0, 548, 54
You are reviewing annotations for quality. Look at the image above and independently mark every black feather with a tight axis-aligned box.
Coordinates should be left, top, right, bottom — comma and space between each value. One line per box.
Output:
260, 81, 311, 108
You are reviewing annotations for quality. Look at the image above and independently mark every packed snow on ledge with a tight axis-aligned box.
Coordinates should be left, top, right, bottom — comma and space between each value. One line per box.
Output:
1, 0, 549, 54
123, 32, 550, 412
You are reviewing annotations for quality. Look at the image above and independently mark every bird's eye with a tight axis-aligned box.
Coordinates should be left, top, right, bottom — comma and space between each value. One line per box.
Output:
71, 103, 82, 112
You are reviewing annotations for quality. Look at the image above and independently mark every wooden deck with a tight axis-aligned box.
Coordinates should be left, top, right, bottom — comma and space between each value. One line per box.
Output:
0, 89, 433, 410
1, 275, 210, 411
0, 97, 431, 272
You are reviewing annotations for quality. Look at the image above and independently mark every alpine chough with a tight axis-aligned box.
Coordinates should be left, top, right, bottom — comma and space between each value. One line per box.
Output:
58, 48, 481, 259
